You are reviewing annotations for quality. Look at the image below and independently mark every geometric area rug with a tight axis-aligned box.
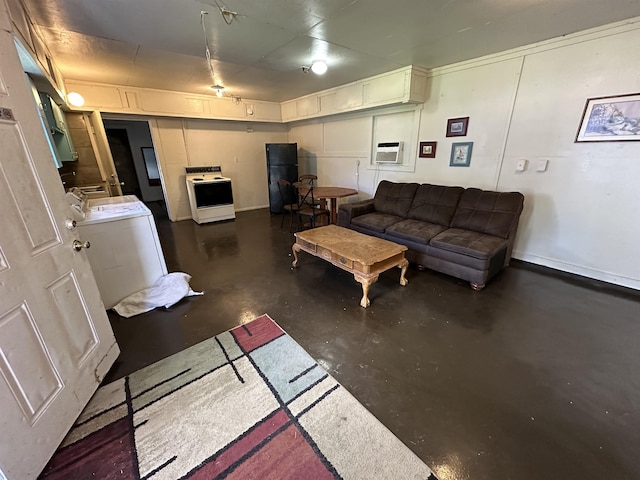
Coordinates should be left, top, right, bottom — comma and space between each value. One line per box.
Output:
39, 314, 437, 479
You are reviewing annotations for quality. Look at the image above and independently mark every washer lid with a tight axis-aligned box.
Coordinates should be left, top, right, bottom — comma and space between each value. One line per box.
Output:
80, 198, 151, 225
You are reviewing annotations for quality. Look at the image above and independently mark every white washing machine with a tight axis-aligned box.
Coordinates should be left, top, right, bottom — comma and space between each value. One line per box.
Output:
76, 195, 168, 310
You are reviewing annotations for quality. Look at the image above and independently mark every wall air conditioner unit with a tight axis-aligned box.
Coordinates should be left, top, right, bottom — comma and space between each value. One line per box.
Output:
375, 141, 403, 164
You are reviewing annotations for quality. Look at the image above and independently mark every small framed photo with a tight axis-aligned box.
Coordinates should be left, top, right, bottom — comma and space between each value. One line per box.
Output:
446, 117, 469, 137
575, 93, 640, 142
419, 141, 437, 158
450, 142, 473, 167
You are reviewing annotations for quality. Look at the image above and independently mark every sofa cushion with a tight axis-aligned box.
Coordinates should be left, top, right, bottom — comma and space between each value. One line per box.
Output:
425, 244, 493, 271
351, 212, 404, 233
386, 219, 448, 245
430, 228, 509, 260
373, 180, 420, 217
407, 184, 464, 226
450, 189, 524, 238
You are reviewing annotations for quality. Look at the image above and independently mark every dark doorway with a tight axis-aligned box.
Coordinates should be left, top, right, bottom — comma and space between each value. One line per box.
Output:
102, 119, 165, 205
105, 128, 142, 198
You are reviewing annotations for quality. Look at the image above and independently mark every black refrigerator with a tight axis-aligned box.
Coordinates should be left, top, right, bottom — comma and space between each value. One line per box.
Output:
266, 143, 298, 213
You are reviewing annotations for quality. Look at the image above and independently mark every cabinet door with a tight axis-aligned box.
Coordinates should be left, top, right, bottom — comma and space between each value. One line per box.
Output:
37, 92, 78, 162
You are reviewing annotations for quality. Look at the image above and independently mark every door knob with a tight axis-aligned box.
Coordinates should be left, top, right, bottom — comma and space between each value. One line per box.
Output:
110, 174, 124, 186
73, 240, 91, 251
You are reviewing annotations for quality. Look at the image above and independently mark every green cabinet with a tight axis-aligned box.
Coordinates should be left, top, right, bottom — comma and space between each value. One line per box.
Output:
38, 92, 78, 163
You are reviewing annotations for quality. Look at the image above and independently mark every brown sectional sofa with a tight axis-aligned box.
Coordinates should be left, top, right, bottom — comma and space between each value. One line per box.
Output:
337, 180, 524, 290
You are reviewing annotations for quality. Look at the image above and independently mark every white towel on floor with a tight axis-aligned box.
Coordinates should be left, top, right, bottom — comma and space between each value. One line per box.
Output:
112, 272, 203, 318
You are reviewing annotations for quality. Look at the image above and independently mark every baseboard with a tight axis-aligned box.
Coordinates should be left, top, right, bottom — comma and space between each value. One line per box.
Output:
510, 259, 640, 299
512, 251, 640, 292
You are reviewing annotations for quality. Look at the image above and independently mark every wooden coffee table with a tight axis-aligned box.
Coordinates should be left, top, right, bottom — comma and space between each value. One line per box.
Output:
292, 225, 408, 308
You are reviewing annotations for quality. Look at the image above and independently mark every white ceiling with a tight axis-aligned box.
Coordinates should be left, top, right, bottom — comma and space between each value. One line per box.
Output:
20, 0, 640, 103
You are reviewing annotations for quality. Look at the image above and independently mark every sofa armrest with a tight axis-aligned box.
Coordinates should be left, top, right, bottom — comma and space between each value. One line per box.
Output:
337, 199, 375, 226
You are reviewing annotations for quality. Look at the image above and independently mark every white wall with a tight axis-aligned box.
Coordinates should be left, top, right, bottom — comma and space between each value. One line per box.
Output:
499, 26, 640, 287
287, 20, 640, 290
150, 118, 288, 220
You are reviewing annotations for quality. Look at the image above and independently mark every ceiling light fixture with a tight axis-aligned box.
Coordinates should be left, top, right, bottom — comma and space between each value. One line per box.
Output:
212, 85, 225, 97
67, 91, 85, 107
311, 60, 328, 75
301, 60, 328, 75
215, 0, 239, 25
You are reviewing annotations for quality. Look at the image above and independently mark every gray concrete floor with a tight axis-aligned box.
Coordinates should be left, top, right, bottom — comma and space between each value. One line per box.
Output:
104, 207, 640, 480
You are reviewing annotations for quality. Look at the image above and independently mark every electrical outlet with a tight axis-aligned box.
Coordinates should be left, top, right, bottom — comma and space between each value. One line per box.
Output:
516, 159, 528, 172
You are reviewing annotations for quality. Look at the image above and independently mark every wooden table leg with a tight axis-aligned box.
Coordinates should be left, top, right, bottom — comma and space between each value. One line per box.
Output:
399, 259, 408, 286
292, 244, 301, 267
329, 199, 337, 224
354, 274, 378, 308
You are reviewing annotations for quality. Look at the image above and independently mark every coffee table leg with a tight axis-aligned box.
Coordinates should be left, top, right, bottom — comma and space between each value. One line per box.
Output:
399, 259, 409, 286
292, 244, 301, 267
354, 274, 378, 308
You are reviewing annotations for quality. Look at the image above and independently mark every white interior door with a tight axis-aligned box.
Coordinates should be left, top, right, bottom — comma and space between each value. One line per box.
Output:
87, 110, 123, 196
0, 17, 120, 480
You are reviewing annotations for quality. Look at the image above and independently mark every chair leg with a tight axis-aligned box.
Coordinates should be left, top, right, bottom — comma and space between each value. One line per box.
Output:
293, 212, 300, 232
280, 211, 285, 228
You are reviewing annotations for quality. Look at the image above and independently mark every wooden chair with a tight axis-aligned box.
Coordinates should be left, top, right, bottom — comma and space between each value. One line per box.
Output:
298, 174, 321, 207
277, 179, 300, 232
296, 184, 330, 229
298, 174, 317, 185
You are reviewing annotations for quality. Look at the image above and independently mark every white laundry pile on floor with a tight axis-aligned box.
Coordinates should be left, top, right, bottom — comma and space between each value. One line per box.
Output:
113, 272, 203, 318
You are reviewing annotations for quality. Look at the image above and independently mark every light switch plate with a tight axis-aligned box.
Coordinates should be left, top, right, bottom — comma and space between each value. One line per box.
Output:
537, 159, 549, 172
516, 159, 528, 172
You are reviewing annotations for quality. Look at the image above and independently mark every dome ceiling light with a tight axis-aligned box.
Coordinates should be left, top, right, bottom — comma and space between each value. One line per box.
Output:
67, 91, 85, 107
311, 60, 328, 75
301, 60, 328, 75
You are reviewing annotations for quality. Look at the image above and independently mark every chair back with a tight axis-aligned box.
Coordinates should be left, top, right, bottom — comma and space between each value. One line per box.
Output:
295, 183, 330, 228
294, 183, 315, 208
298, 174, 317, 186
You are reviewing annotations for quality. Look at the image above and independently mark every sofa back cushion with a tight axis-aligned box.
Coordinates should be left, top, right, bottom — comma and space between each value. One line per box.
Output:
451, 188, 524, 238
374, 180, 419, 217
407, 184, 464, 226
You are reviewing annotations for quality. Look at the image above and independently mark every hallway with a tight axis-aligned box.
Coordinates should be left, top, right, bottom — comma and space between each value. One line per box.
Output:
103, 208, 640, 480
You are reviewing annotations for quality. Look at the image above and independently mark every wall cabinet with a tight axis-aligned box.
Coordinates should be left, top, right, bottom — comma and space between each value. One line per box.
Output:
38, 92, 78, 163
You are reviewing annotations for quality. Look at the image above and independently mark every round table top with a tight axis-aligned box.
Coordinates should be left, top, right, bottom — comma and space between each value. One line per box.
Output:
295, 185, 358, 198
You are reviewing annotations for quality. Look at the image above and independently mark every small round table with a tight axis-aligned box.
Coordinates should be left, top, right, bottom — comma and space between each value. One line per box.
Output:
296, 186, 358, 224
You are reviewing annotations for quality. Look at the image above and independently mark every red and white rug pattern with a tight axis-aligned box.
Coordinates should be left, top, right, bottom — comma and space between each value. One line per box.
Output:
40, 314, 436, 479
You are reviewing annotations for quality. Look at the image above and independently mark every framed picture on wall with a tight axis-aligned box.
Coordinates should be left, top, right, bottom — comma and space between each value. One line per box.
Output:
446, 117, 469, 137
575, 93, 640, 142
450, 142, 473, 167
141, 147, 161, 186
419, 141, 437, 158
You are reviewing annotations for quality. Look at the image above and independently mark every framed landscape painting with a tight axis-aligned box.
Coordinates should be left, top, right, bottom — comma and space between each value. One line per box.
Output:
576, 93, 640, 142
